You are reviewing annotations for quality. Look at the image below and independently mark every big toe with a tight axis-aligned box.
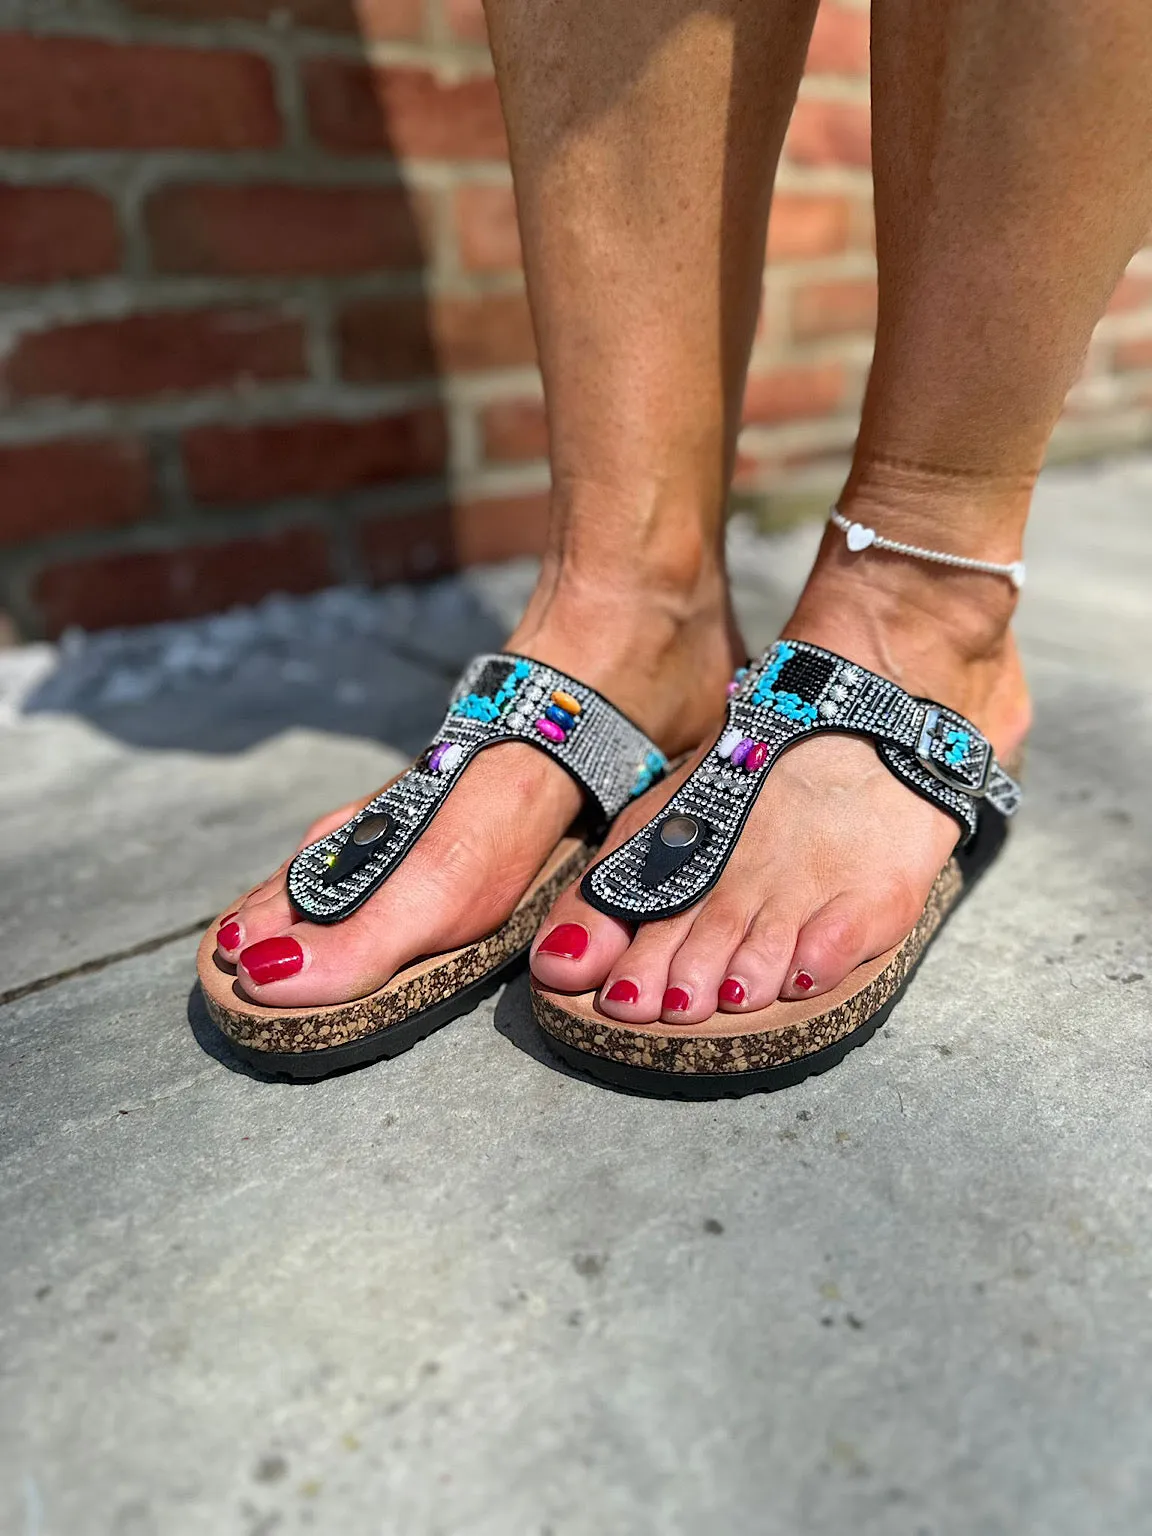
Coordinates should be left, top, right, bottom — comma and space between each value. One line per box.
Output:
530, 881, 632, 994
234, 883, 429, 1007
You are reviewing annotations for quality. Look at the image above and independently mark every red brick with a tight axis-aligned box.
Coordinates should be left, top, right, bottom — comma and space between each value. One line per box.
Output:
125, 0, 424, 40
456, 184, 522, 273
791, 277, 877, 340
146, 183, 428, 277
35, 527, 331, 634
305, 61, 507, 160
5, 309, 306, 401
742, 363, 845, 425
0, 35, 280, 150
767, 193, 851, 263
785, 99, 871, 169
338, 292, 536, 381
1113, 335, 1152, 372
0, 186, 120, 283
805, 4, 870, 76
360, 493, 549, 581
445, 0, 488, 42
482, 399, 548, 462
183, 408, 447, 503
0, 438, 150, 547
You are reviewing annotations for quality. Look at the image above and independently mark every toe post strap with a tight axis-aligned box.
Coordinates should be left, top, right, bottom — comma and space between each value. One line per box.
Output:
287, 652, 667, 924
581, 638, 1022, 924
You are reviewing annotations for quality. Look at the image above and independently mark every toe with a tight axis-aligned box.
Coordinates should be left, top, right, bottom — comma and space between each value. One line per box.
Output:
713, 905, 802, 1013
530, 880, 632, 995
661, 899, 752, 1023
236, 904, 408, 1009
529, 761, 699, 995
218, 883, 295, 960
780, 885, 915, 1000
596, 913, 695, 1024
218, 799, 368, 961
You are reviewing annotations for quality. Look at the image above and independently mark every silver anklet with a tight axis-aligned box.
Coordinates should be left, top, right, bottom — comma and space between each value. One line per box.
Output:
829, 507, 1026, 590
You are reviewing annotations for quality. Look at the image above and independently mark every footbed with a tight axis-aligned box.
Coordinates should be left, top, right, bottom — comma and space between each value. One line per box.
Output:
199, 835, 593, 1059
531, 855, 965, 1076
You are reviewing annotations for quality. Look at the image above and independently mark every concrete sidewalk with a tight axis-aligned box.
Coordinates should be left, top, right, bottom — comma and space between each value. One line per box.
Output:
2, 459, 1151, 1536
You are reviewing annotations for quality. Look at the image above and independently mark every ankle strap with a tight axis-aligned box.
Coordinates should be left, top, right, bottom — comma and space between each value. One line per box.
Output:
288, 652, 667, 924
581, 639, 1021, 924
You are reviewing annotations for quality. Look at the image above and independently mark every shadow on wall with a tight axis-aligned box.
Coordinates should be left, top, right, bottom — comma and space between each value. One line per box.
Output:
2, 0, 894, 645
0, 0, 556, 642
0, 0, 857, 754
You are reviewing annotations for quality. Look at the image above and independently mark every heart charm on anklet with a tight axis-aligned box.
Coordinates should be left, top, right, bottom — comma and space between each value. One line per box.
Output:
845, 521, 876, 552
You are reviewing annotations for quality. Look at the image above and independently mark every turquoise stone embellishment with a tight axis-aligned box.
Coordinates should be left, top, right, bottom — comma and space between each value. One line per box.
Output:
451, 658, 534, 721
630, 748, 669, 798
749, 641, 819, 723
944, 728, 970, 767
751, 640, 793, 703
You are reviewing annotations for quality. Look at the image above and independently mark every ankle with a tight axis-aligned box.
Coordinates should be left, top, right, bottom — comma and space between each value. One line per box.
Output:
786, 510, 1032, 752
805, 461, 1032, 668
507, 487, 741, 751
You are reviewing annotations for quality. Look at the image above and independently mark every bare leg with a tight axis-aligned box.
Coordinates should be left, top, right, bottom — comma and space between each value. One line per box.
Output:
537, 0, 1152, 1020
221, 0, 819, 1005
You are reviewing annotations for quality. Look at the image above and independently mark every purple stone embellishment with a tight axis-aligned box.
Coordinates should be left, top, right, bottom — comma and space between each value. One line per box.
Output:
427, 742, 450, 771
730, 737, 755, 768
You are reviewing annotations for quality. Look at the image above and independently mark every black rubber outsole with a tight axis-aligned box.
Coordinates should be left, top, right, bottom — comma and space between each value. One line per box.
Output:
538, 807, 1009, 1100
217, 945, 528, 1081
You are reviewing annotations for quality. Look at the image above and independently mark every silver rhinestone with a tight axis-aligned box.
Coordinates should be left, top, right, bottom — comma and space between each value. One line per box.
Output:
819, 700, 839, 718
352, 811, 391, 846
829, 685, 848, 702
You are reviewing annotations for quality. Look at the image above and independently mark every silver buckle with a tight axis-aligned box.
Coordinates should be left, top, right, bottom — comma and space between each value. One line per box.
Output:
915, 705, 990, 798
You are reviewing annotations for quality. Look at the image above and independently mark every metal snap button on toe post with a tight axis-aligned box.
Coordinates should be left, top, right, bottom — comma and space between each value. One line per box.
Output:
643, 812, 709, 889
352, 812, 392, 846
659, 814, 701, 849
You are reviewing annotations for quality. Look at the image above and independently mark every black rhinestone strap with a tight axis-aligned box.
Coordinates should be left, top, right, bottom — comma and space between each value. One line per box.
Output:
288, 653, 667, 924
581, 638, 1021, 924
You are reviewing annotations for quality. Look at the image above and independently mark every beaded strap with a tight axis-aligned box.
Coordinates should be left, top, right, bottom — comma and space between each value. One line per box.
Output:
288, 653, 667, 924
581, 638, 1021, 924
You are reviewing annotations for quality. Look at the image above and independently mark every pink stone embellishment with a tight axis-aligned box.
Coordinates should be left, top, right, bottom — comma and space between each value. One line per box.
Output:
536, 718, 566, 743
745, 742, 768, 773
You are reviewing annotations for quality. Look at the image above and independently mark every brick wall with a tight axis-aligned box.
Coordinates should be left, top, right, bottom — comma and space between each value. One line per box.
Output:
1, 0, 1150, 636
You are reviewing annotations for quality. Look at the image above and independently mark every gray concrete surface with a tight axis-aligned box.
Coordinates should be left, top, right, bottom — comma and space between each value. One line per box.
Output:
2, 459, 1151, 1536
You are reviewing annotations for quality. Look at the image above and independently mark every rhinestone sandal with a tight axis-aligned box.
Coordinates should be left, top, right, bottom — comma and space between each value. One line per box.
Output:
198, 652, 668, 1078
531, 639, 1023, 1098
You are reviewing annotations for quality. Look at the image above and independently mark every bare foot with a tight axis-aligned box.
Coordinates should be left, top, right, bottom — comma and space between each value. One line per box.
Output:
530, 529, 1032, 1023
215, 553, 743, 1007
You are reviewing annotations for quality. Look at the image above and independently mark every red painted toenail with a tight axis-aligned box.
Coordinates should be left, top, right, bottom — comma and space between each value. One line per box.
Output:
604, 979, 638, 1005
216, 921, 241, 951
240, 936, 304, 985
793, 970, 815, 992
719, 978, 745, 1005
222, 912, 238, 924
663, 986, 691, 1014
537, 922, 590, 960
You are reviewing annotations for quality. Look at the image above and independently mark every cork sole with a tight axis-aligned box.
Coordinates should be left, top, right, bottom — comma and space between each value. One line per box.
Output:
532, 805, 1009, 1099
198, 836, 594, 1079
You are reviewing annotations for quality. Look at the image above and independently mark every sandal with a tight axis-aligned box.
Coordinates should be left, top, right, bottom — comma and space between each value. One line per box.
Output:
531, 638, 1022, 1098
198, 652, 668, 1077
